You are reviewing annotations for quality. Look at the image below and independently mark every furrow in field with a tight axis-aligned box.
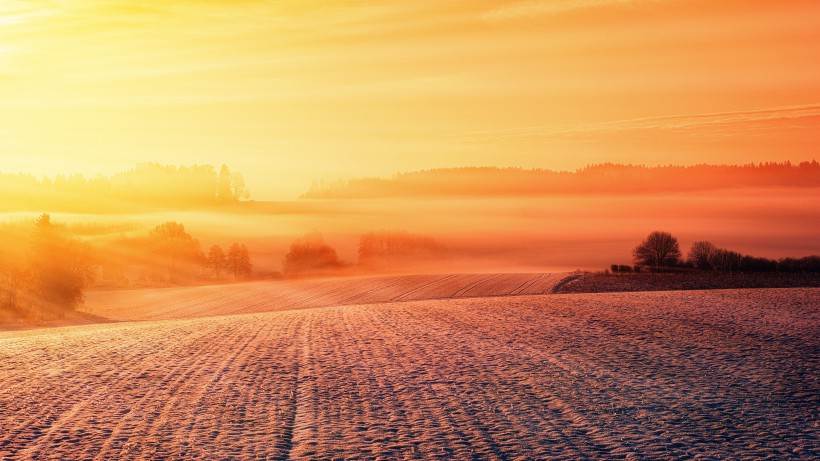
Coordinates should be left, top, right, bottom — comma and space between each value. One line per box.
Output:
0, 327, 180, 455
367, 304, 615, 460
1, 287, 815, 460
81, 273, 563, 323
0, 314, 305, 460
390, 290, 820, 459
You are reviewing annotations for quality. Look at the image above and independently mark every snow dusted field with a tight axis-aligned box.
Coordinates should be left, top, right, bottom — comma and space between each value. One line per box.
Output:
0, 277, 818, 460
82, 273, 565, 322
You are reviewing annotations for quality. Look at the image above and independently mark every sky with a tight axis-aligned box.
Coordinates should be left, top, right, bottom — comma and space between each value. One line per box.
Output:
1, 0, 819, 198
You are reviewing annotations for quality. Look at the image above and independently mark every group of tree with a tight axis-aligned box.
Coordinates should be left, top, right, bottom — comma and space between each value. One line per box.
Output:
0, 163, 249, 212
0, 214, 94, 320
216, 165, 249, 203
358, 231, 443, 270
621, 230, 820, 273
148, 221, 205, 283
282, 230, 443, 276
207, 243, 252, 280
101, 221, 255, 285
282, 232, 344, 276
303, 161, 820, 198
686, 240, 820, 273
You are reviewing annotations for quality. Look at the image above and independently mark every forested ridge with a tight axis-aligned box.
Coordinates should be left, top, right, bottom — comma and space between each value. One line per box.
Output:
304, 161, 820, 198
0, 163, 248, 212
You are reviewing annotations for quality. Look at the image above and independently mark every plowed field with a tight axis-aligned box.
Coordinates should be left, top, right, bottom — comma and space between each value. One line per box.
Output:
82, 273, 563, 321
1, 278, 817, 460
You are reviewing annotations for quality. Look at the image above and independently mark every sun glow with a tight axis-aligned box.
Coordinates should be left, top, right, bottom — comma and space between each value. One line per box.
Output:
0, 5, 818, 460
0, 1, 818, 197
0, 1, 818, 274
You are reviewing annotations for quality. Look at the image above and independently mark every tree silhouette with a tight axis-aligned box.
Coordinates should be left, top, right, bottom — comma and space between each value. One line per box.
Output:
226, 243, 252, 279
230, 172, 250, 200
0, 257, 32, 317
111, 163, 219, 206
30, 214, 94, 316
149, 222, 203, 283
207, 245, 227, 279
302, 161, 820, 199
358, 230, 441, 270
739, 255, 778, 272
687, 241, 716, 270
283, 232, 342, 276
709, 248, 742, 272
217, 164, 233, 202
632, 231, 681, 270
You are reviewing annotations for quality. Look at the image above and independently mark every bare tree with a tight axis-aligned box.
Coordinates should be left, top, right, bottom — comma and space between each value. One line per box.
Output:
687, 241, 716, 270
217, 164, 233, 202
358, 230, 441, 270
709, 248, 742, 272
230, 172, 250, 200
226, 243, 252, 280
632, 231, 681, 271
149, 222, 203, 283
207, 245, 227, 279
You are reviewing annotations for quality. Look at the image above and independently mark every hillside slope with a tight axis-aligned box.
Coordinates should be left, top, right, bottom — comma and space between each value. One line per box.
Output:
83, 273, 564, 322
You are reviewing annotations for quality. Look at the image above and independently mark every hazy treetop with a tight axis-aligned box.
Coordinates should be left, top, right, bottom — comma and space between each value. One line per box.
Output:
303, 161, 820, 199
0, 163, 249, 212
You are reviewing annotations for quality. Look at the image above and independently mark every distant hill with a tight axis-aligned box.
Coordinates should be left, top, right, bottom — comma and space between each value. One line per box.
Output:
302, 161, 820, 198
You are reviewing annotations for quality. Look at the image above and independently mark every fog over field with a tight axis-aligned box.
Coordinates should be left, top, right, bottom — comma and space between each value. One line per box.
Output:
3, 185, 817, 275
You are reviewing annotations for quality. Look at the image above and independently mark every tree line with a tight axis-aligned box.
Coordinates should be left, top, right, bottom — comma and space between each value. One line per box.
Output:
0, 163, 249, 212
303, 161, 820, 198
617, 231, 820, 273
0, 216, 444, 319
100, 222, 253, 286
282, 230, 443, 276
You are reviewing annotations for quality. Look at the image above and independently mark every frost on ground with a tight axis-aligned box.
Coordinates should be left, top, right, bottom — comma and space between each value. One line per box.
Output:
557, 272, 820, 294
0, 286, 818, 460
82, 273, 563, 322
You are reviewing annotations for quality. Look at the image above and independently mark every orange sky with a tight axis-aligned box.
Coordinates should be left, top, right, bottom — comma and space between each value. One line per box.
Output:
1, 0, 819, 198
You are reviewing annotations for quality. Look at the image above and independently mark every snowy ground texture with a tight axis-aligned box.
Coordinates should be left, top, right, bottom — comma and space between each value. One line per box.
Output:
0, 274, 818, 460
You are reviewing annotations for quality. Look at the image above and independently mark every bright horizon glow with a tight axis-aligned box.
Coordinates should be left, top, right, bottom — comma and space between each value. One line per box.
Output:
1, 0, 819, 199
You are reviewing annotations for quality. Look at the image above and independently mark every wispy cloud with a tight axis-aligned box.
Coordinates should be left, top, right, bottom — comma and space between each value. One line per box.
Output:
484, 0, 648, 21
455, 104, 820, 142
